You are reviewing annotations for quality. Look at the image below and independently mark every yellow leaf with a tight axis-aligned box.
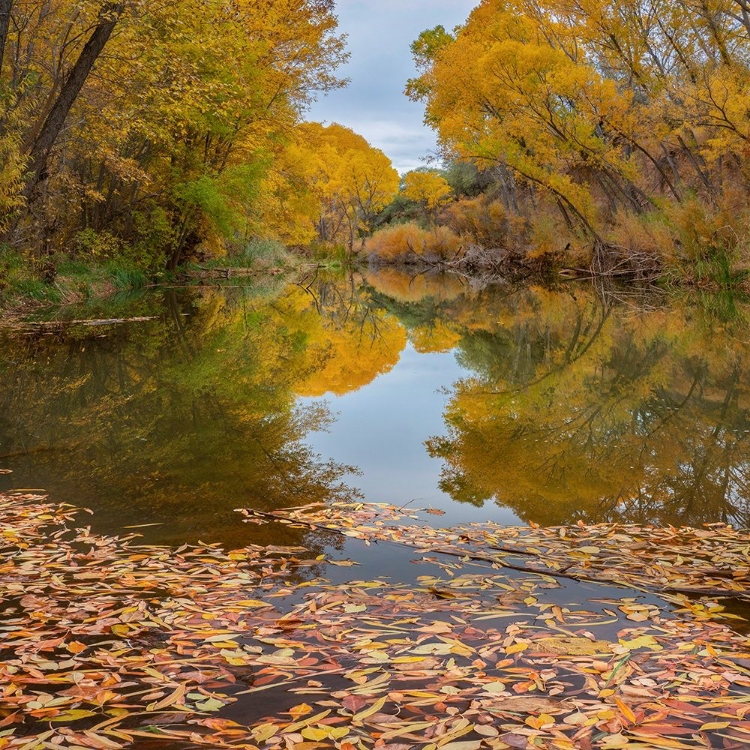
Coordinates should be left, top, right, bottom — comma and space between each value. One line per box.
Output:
251, 723, 278, 742
301, 727, 329, 740
619, 635, 662, 651
49, 710, 98, 722
535, 637, 611, 655
149, 685, 185, 711
614, 697, 636, 724
699, 722, 731, 730
506, 641, 529, 654
288, 703, 313, 718
234, 599, 269, 608
352, 695, 387, 722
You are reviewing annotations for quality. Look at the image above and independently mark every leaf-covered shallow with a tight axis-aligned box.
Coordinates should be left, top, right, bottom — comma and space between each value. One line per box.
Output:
244, 502, 750, 604
1, 493, 750, 749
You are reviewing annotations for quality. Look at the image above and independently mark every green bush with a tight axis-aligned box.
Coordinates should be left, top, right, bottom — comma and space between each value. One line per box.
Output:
129, 206, 176, 271
0, 246, 60, 304
196, 237, 292, 269
72, 228, 122, 259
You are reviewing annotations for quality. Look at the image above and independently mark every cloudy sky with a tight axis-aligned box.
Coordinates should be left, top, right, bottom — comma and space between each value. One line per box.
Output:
306, 0, 477, 175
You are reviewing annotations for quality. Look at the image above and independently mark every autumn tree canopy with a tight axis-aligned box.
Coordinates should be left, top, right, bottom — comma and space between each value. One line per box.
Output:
3, 0, 750, 281
263, 123, 400, 250
0, 0, 401, 270
407, 0, 750, 271
401, 170, 453, 224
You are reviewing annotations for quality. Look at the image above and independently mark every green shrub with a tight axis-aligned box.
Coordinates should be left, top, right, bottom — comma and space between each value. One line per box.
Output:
197, 237, 292, 269
72, 228, 122, 259
129, 206, 176, 271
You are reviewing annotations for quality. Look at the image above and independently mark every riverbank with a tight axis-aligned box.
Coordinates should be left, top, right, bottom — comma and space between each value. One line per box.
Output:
1, 490, 749, 749
365, 247, 750, 295
0, 239, 306, 320
3, 240, 750, 323
2, 263, 746, 331
0, 257, 153, 317
0, 266, 286, 323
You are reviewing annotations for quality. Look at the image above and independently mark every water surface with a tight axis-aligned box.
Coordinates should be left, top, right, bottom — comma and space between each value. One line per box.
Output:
1, 269, 749, 551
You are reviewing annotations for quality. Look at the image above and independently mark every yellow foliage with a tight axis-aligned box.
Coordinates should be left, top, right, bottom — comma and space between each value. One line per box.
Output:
0, 97, 26, 226
665, 195, 750, 262
608, 212, 676, 264
441, 195, 512, 248
402, 171, 452, 210
407, 0, 750, 259
409, 320, 462, 353
264, 123, 399, 250
296, 314, 407, 397
0, 0, 349, 261
362, 267, 466, 304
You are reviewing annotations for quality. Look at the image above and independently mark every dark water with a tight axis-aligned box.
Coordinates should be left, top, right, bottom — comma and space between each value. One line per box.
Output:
1, 269, 749, 552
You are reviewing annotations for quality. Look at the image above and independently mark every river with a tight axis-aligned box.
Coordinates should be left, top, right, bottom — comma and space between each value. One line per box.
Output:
1, 268, 748, 555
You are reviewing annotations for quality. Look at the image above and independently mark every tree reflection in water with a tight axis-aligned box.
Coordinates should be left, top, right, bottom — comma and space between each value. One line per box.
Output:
406, 280, 750, 528
1, 271, 748, 542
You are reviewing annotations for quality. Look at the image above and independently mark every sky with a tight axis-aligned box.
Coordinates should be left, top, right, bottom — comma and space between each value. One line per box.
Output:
306, 0, 478, 175
300, 344, 521, 527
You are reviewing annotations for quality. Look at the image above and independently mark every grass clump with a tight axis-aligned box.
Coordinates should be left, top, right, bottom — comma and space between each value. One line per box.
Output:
194, 238, 295, 271
0, 245, 152, 312
0, 247, 60, 307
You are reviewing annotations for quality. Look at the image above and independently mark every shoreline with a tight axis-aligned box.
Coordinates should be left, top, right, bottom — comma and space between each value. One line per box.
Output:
3, 259, 750, 327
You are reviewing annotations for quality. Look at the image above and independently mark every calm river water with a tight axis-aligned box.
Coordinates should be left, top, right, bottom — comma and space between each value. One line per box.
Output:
1, 269, 749, 549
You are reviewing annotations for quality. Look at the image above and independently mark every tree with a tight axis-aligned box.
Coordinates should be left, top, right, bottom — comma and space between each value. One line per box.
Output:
282, 122, 399, 252
402, 169, 452, 222
0, 0, 11, 77
406, 0, 750, 266
22, 2, 125, 201
0, 0, 349, 267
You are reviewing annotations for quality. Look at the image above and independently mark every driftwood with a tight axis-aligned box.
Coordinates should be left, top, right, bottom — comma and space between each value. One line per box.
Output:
369, 239, 664, 282
188, 267, 257, 279
1, 316, 156, 331
0, 445, 76, 460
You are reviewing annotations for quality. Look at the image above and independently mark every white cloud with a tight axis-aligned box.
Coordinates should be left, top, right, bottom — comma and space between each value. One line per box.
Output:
306, 0, 478, 174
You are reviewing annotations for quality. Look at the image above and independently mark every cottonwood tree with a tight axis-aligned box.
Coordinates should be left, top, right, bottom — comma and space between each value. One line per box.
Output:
407, 0, 750, 264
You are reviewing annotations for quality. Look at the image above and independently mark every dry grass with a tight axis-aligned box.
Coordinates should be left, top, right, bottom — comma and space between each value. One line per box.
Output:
366, 223, 462, 263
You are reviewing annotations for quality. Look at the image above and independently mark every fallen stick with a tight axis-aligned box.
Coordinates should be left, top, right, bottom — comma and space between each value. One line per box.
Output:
4, 316, 157, 328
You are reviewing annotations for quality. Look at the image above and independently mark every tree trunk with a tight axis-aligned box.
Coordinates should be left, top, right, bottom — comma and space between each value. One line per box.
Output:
0, 0, 11, 78
22, 2, 124, 202
735, 0, 750, 37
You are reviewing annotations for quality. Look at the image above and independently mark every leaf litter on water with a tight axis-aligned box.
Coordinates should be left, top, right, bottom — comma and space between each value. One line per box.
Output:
0, 494, 749, 749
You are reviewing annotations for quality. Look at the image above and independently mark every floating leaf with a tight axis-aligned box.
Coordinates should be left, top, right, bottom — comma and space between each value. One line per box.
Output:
48, 710, 98, 722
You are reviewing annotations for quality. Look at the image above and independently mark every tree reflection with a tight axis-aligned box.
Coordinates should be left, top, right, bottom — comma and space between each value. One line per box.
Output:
291, 274, 407, 397
412, 281, 750, 528
0, 280, 407, 546
2, 271, 749, 537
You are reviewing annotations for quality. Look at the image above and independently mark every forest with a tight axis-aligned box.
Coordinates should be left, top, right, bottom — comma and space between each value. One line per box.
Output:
1, 0, 750, 302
